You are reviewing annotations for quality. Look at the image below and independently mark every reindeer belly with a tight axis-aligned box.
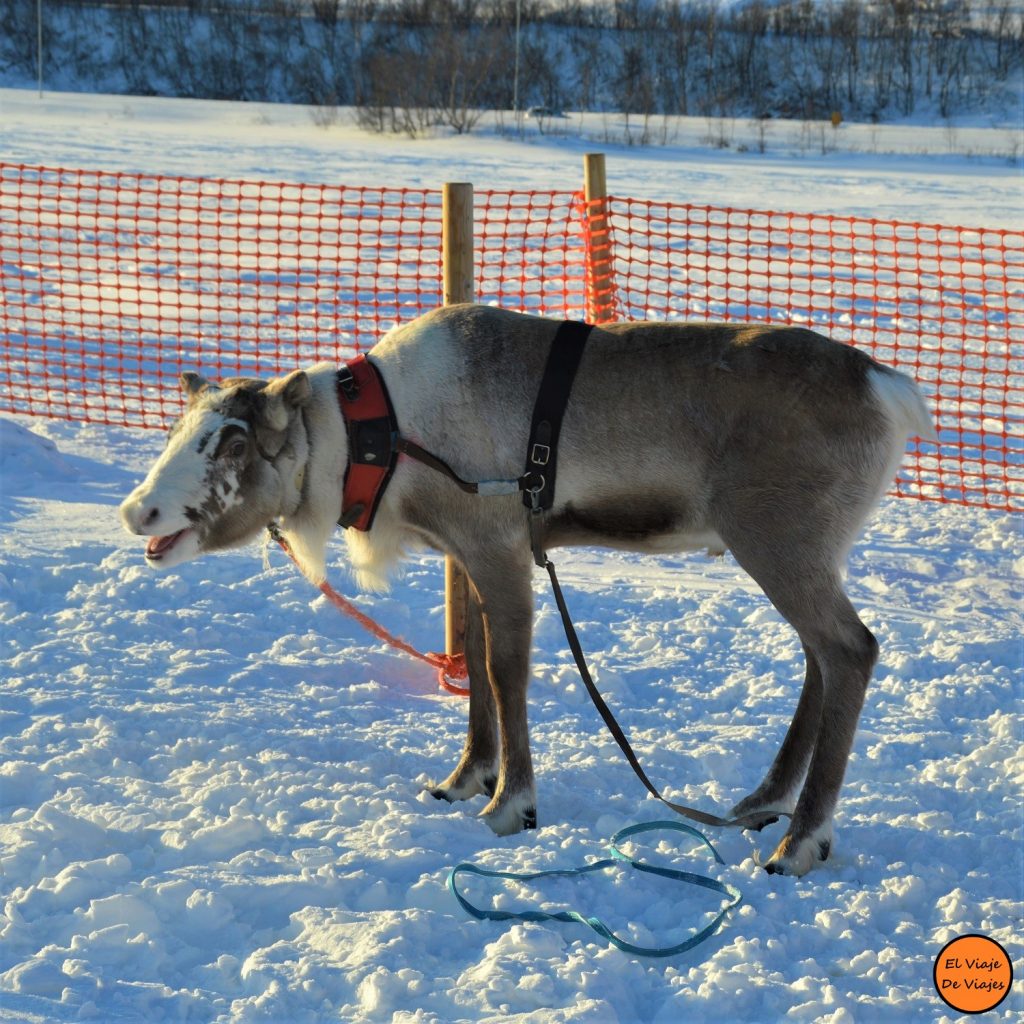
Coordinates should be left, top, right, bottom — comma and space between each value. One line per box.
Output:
545, 498, 725, 556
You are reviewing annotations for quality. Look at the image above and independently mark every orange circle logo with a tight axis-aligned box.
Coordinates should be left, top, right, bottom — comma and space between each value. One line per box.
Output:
933, 934, 1013, 1014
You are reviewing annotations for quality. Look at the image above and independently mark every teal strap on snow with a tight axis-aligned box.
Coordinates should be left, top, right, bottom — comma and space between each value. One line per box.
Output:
447, 820, 742, 958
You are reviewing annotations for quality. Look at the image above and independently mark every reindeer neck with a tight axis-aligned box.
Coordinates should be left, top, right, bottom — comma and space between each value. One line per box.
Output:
274, 364, 348, 583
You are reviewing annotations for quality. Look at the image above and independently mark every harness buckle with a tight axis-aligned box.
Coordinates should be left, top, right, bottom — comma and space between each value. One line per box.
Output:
527, 475, 546, 514
530, 443, 551, 467
336, 366, 359, 402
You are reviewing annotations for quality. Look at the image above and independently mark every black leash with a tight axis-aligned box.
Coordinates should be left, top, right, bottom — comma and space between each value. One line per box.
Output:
543, 555, 779, 830
522, 320, 780, 831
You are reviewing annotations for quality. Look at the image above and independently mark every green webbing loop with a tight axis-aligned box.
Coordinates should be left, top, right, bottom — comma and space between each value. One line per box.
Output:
447, 820, 742, 958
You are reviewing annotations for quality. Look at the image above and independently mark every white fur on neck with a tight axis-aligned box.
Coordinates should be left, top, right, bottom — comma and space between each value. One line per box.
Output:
274, 363, 347, 584
343, 512, 408, 592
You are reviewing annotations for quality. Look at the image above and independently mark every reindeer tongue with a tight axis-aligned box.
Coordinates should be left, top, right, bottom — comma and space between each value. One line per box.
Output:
146, 530, 187, 559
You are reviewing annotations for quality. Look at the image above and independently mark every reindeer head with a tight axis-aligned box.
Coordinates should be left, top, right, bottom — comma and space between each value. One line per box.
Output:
119, 370, 312, 569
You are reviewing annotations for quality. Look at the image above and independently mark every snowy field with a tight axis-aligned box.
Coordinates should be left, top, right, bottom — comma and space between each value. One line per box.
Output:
1, 90, 1022, 1023
2, 89, 1023, 228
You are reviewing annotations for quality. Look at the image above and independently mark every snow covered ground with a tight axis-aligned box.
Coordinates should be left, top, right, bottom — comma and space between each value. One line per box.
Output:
1, 90, 1022, 1023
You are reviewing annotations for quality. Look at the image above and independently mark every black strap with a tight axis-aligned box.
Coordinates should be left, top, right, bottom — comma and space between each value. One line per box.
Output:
396, 438, 481, 494
522, 321, 593, 513
396, 438, 530, 498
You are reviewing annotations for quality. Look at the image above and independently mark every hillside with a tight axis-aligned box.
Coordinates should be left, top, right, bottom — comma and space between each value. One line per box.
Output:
3, 0, 1022, 133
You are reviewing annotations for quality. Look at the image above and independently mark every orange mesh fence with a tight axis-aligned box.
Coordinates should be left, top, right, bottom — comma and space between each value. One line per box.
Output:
477, 189, 586, 317
592, 198, 1023, 512
0, 165, 584, 430
2, 163, 1020, 512
0, 165, 444, 428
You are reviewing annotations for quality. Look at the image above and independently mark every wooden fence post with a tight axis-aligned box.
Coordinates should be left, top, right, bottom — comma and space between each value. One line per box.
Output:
442, 182, 473, 661
583, 153, 617, 324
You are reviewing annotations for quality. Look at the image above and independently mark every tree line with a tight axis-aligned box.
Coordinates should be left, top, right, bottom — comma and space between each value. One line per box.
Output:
2, 0, 1020, 134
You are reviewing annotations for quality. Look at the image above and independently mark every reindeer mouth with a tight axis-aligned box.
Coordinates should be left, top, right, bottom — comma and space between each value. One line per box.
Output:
145, 528, 193, 562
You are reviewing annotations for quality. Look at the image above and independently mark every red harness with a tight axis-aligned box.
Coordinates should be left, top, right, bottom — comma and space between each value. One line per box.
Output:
335, 355, 400, 532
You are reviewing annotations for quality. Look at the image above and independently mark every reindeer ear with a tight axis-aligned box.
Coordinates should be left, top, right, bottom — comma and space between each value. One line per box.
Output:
259, 370, 311, 431
274, 370, 313, 408
181, 372, 217, 406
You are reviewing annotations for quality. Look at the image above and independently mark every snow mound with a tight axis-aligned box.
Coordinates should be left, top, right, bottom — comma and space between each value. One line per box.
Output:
0, 418, 78, 483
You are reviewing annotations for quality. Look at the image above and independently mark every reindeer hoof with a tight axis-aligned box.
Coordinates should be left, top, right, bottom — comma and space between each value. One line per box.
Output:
750, 815, 779, 832
428, 762, 497, 804
762, 828, 833, 877
481, 791, 537, 836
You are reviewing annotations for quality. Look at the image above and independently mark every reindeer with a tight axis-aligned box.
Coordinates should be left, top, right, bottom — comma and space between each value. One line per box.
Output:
120, 304, 934, 875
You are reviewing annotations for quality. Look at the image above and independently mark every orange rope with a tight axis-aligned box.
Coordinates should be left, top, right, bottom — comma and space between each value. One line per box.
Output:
274, 534, 470, 697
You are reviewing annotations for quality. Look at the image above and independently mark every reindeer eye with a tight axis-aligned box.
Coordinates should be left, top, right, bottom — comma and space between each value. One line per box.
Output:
222, 438, 247, 460
213, 427, 249, 461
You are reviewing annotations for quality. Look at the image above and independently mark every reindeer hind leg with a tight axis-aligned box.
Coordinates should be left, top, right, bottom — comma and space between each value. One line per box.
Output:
764, 602, 878, 875
730, 643, 823, 830
723, 528, 878, 875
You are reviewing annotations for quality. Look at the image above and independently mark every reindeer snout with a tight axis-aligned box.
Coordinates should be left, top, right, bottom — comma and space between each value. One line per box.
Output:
119, 489, 163, 535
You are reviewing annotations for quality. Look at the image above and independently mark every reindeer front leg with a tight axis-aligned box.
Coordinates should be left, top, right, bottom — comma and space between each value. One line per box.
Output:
430, 590, 499, 802
469, 554, 537, 835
